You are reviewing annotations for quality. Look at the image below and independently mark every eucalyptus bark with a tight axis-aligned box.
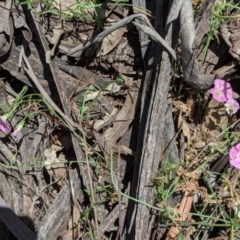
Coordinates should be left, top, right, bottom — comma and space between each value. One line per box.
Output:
122, 0, 214, 239
122, 1, 179, 239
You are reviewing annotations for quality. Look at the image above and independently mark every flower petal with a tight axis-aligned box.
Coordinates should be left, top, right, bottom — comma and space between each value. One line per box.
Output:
214, 79, 225, 89
229, 144, 240, 169
0, 116, 10, 134
211, 79, 233, 103
230, 158, 240, 169
230, 147, 239, 159
225, 99, 239, 115
11, 130, 19, 137
224, 82, 233, 100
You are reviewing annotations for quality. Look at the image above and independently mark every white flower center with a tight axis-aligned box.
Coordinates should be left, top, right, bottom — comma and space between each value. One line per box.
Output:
216, 89, 223, 96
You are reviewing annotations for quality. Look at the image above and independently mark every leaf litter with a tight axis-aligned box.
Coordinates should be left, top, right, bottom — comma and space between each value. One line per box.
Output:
0, 1, 240, 240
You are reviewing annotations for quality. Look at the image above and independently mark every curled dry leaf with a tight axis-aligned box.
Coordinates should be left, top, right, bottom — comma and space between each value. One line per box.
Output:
44, 146, 66, 169
220, 19, 240, 61
100, 91, 138, 154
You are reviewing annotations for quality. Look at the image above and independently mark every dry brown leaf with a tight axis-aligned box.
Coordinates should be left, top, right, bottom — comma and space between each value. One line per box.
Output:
178, 115, 191, 146
94, 108, 118, 131
61, 230, 73, 240
166, 183, 195, 240
43, 141, 67, 186
173, 100, 188, 113
46, 23, 64, 62
99, 27, 126, 56
185, 97, 195, 117
192, 0, 202, 7
192, 140, 206, 149
101, 91, 138, 154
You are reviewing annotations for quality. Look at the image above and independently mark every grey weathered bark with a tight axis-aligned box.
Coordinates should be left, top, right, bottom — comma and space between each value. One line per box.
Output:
132, 0, 148, 59
180, 0, 214, 89
122, 0, 214, 239
37, 169, 84, 240
122, 1, 180, 239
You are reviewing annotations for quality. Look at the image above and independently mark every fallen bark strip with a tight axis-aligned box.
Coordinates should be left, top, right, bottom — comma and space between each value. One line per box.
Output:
101, 91, 138, 155
131, 0, 148, 58
22, 7, 101, 238
22, 50, 78, 131
21, 41, 100, 239
0, 196, 36, 240
122, 1, 179, 239
26, 9, 75, 125
122, 0, 216, 238
37, 169, 84, 240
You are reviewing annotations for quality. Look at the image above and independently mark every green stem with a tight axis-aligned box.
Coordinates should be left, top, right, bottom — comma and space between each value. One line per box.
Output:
212, 3, 240, 19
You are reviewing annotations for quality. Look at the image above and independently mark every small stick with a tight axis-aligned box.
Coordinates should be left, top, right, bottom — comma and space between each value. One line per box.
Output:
22, 49, 78, 131
67, 13, 176, 60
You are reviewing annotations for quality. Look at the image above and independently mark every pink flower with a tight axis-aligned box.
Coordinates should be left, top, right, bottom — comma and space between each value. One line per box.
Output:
229, 143, 240, 169
11, 129, 19, 137
224, 99, 240, 115
210, 79, 233, 102
11, 120, 25, 137
0, 115, 10, 134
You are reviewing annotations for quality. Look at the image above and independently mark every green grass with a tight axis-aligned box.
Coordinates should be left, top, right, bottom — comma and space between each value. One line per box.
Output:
15, 0, 130, 22
200, 2, 228, 63
200, 0, 240, 64
78, 76, 125, 121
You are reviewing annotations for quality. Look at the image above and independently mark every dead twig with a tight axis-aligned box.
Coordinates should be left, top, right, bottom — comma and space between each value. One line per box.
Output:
67, 13, 176, 60
22, 49, 78, 132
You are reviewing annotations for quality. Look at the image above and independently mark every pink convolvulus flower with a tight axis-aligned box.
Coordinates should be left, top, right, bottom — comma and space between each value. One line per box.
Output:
11, 120, 25, 137
229, 143, 240, 169
11, 129, 19, 137
210, 79, 233, 103
0, 115, 10, 134
224, 99, 240, 115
